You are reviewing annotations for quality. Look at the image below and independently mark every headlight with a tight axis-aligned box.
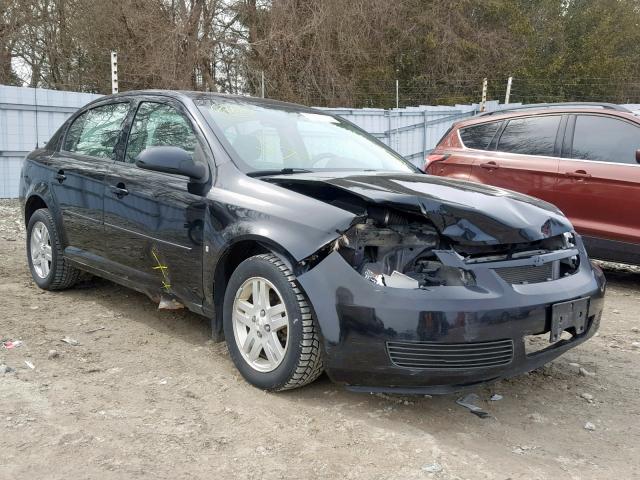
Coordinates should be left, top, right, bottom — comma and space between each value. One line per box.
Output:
362, 261, 475, 289
337, 219, 475, 289
563, 231, 576, 248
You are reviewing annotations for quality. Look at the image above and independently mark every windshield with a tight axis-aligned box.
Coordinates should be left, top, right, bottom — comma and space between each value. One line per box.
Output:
196, 98, 415, 175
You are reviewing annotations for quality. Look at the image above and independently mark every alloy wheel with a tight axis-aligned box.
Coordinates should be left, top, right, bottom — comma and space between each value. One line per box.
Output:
30, 221, 52, 279
232, 276, 290, 372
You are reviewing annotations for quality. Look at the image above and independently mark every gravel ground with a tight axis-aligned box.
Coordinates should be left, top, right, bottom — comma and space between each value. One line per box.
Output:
1, 198, 639, 480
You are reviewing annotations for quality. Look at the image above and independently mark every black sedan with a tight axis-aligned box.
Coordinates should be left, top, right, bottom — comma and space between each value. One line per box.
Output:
19, 91, 605, 393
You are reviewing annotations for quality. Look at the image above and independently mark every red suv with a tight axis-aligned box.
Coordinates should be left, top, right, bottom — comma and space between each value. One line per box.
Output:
426, 103, 640, 265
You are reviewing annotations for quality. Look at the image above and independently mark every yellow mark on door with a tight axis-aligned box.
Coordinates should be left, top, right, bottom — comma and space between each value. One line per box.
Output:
152, 248, 171, 291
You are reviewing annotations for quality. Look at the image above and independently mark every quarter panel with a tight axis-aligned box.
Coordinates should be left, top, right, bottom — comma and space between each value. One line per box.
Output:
20, 153, 67, 239
427, 151, 475, 180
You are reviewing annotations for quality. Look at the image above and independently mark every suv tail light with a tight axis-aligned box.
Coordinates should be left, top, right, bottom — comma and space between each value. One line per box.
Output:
423, 153, 449, 172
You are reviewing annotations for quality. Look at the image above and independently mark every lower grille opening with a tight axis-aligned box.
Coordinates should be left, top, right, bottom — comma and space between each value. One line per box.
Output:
387, 339, 514, 370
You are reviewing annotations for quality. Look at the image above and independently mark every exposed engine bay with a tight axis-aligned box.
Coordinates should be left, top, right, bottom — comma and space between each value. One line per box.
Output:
331, 206, 579, 289
268, 175, 581, 289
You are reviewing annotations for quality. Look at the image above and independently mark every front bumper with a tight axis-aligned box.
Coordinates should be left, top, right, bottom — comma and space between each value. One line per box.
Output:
297, 241, 606, 394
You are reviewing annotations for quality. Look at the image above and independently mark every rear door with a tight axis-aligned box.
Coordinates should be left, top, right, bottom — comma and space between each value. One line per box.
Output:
102, 98, 209, 307
51, 101, 130, 259
556, 113, 640, 244
468, 114, 563, 205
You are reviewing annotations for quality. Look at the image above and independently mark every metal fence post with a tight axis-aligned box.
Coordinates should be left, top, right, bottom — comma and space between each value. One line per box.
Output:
111, 51, 118, 94
422, 110, 428, 164
505, 76, 513, 105
386, 109, 392, 150
480, 78, 488, 112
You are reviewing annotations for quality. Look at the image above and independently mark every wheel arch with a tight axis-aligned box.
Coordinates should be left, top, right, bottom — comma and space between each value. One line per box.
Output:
210, 236, 298, 340
23, 183, 66, 245
24, 194, 48, 226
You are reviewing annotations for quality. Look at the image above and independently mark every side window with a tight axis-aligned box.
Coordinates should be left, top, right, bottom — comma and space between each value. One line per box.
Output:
125, 102, 198, 163
459, 122, 500, 150
63, 103, 129, 159
571, 115, 640, 165
497, 116, 561, 156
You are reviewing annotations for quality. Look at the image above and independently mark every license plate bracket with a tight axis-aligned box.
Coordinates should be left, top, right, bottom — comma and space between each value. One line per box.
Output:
550, 297, 589, 343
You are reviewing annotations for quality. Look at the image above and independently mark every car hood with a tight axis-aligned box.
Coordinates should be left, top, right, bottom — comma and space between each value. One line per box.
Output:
263, 171, 572, 245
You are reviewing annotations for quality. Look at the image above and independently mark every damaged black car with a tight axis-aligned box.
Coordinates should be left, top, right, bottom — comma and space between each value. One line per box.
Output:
20, 91, 606, 393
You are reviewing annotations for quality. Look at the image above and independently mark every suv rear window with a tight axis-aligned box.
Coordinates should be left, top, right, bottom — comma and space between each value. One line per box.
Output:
497, 116, 561, 156
459, 122, 500, 150
571, 115, 640, 164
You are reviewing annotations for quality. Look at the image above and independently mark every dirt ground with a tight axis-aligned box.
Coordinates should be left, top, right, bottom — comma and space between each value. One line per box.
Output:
1, 199, 639, 480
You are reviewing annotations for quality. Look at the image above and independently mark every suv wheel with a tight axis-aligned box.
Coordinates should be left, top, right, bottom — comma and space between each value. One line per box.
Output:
27, 208, 80, 290
223, 253, 324, 391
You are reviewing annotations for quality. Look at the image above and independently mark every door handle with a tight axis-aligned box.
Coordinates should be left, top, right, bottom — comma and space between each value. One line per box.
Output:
480, 161, 499, 170
109, 183, 129, 198
55, 170, 66, 183
565, 170, 591, 179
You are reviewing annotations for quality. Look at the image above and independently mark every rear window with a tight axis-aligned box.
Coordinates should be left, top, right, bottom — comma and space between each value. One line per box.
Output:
459, 122, 500, 150
497, 115, 561, 156
63, 103, 130, 159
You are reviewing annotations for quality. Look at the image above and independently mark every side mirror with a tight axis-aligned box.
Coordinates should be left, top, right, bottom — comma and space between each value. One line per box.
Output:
135, 146, 206, 180
636, 149, 640, 164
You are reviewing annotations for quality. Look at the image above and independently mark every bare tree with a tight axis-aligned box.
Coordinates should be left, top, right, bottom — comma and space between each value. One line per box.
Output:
5, 0, 640, 105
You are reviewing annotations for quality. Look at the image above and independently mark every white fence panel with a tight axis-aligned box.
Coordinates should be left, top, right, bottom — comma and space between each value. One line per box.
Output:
1, 85, 508, 198
318, 101, 500, 167
0, 85, 102, 198
0, 156, 25, 199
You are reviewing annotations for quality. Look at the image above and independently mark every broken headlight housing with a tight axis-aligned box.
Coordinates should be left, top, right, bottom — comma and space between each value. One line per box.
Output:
337, 213, 475, 289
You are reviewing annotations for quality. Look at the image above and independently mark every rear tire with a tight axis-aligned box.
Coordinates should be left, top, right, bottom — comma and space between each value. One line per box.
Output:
223, 253, 324, 391
26, 208, 81, 290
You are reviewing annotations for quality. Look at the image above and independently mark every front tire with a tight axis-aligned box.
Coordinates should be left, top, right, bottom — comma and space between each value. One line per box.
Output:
223, 253, 324, 391
26, 208, 80, 290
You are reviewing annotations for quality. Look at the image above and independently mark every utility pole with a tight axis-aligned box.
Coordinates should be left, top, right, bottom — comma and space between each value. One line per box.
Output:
261, 70, 265, 98
505, 76, 513, 105
111, 51, 118, 94
480, 78, 488, 112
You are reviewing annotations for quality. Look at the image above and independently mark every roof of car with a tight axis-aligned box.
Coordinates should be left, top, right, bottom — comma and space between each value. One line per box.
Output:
455, 103, 639, 129
84, 89, 320, 113
480, 102, 630, 116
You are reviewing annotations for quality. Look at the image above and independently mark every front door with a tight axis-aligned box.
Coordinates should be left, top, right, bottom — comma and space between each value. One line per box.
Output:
469, 114, 563, 205
51, 101, 130, 259
102, 99, 209, 307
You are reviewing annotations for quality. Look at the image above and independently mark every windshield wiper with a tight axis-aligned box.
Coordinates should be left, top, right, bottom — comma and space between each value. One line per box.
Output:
247, 168, 314, 177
